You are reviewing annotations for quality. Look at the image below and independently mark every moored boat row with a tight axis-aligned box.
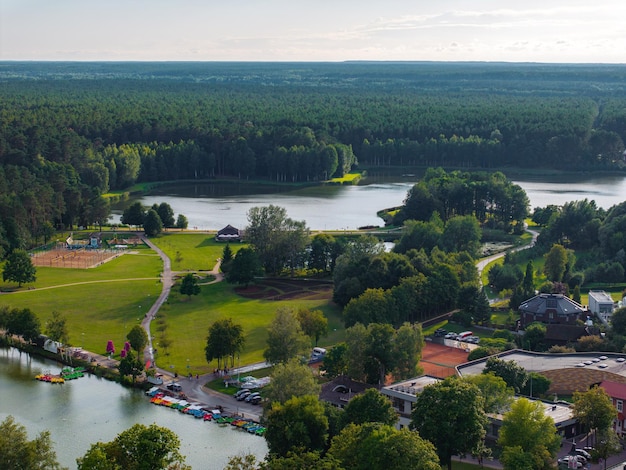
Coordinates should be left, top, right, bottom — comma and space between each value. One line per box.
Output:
145, 386, 266, 436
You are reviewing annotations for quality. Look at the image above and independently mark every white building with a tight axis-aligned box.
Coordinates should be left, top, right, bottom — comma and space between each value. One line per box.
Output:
588, 290, 615, 325
380, 375, 440, 429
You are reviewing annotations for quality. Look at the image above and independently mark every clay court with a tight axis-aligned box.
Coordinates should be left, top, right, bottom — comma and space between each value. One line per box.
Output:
235, 278, 334, 301
31, 248, 123, 269
420, 341, 469, 378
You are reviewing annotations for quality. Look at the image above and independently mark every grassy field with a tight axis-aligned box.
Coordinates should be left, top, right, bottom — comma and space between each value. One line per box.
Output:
0, 250, 163, 357
0, 233, 343, 375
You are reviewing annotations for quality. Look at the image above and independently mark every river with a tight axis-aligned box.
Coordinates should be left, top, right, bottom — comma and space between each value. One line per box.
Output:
0, 347, 268, 469
111, 173, 626, 231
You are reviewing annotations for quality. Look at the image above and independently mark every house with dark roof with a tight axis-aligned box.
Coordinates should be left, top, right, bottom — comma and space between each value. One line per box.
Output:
215, 224, 242, 242
319, 375, 377, 409
599, 380, 626, 437
519, 293, 587, 327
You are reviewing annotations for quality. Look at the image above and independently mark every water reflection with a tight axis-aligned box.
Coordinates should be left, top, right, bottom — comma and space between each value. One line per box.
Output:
111, 174, 626, 231
0, 348, 267, 470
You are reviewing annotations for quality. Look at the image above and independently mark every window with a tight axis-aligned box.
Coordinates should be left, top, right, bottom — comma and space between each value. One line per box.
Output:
617, 400, 623, 412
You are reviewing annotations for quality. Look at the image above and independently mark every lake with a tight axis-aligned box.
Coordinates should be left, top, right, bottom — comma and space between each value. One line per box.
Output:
0, 347, 267, 470
111, 173, 626, 231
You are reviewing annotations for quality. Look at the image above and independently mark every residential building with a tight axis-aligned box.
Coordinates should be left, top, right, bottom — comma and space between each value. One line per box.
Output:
519, 293, 587, 327
380, 375, 441, 428
588, 290, 615, 325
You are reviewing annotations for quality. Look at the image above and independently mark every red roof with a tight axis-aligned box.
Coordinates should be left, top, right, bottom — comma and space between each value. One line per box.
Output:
600, 380, 626, 400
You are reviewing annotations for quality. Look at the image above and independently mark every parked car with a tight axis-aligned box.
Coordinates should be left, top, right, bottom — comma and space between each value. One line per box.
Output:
558, 455, 583, 468
444, 332, 458, 340
233, 389, 249, 399
249, 395, 262, 405
434, 328, 447, 337
574, 449, 592, 461
236, 390, 252, 401
245, 392, 261, 402
166, 382, 182, 392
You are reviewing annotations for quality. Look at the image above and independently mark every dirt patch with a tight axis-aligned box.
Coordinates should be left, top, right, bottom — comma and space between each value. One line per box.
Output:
235, 278, 333, 301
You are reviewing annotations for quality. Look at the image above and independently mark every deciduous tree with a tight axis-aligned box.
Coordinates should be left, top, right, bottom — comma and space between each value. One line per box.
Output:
297, 308, 328, 346
328, 423, 440, 470
204, 318, 245, 370
126, 324, 148, 355
340, 388, 398, 429
410, 377, 487, 470
0, 415, 65, 470
2, 249, 36, 287
46, 310, 69, 344
225, 247, 263, 287
77, 423, 188, 470
498, 398, 561, 470
263, 307, 310, 365
143, 208, 163, 237
264, 395, 328, 458
264, 358, 321, 405
572, 385, 617, 448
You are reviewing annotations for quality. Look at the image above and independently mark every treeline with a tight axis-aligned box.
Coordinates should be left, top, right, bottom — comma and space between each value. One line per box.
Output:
1, 62, 626, 258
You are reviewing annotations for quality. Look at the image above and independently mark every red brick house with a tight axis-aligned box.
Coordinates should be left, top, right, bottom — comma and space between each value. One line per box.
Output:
519, 293, 587, 327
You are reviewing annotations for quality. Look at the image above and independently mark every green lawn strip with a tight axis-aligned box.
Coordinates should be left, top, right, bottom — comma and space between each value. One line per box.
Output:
153, 280, 343, 375
150, 233, 246, 272
0, 280, 160, 356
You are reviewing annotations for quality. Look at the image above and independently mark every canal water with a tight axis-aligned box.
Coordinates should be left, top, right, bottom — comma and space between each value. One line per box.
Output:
111, 174, 626, 231
0, 347, 268, 470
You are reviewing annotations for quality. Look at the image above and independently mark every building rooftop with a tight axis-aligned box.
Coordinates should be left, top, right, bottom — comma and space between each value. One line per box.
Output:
589, 290, 614, 303
519, 293, 586, 316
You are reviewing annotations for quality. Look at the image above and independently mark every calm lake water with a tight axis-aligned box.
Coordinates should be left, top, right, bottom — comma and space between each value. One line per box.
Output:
111, 173, 626, 230
0, 347, 267, 470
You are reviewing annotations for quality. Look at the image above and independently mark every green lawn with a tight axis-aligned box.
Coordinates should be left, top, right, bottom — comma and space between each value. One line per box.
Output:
151, 232, 246, 272
152, 280, 342, 376
1, 236, 343, 375
0, 252, 163, 356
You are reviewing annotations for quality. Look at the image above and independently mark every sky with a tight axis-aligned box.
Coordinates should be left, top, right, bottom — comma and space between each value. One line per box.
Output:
1, 0, 625, 63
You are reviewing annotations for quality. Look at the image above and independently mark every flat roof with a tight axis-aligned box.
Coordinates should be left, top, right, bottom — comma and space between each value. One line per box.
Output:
457, 350, 626, 377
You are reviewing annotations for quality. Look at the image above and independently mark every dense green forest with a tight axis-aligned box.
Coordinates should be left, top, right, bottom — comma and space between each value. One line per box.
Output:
1, 61, 626, 256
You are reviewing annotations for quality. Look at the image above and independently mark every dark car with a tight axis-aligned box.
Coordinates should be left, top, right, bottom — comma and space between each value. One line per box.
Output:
434, 328, 447, 337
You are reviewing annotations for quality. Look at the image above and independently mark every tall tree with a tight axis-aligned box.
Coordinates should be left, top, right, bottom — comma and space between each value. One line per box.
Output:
6, 307, 41, 343
572, 386, 617, 448
204, 318, 245, 369
464, 372, 514, 414
391, 322, 424, 381
245, 205, 309, 275
543, 244, 568, 282
320, 343, 348, 378
126, 324, 148, 355
2, 249, 36, 287
263, 307, 310, 365
118, 349, 144, 383
297, 307, 329, 346
175, 213, 188, 229
264, 358, 321, 405
221, 243, 234, 273
143, 208, 163, 237
328, 423, 440, 470
225, 247, 263, 287
77, 423, 188, 470
410, 377, 487, 470
498, 398, 561, 470
0, 415, 64, 470
340, 388, 398, 429
264, 395, 328, 458
46, 310, 69, 344
154, 202, 175, 228
121, 201, 145, 228
483, 357, 529, 394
